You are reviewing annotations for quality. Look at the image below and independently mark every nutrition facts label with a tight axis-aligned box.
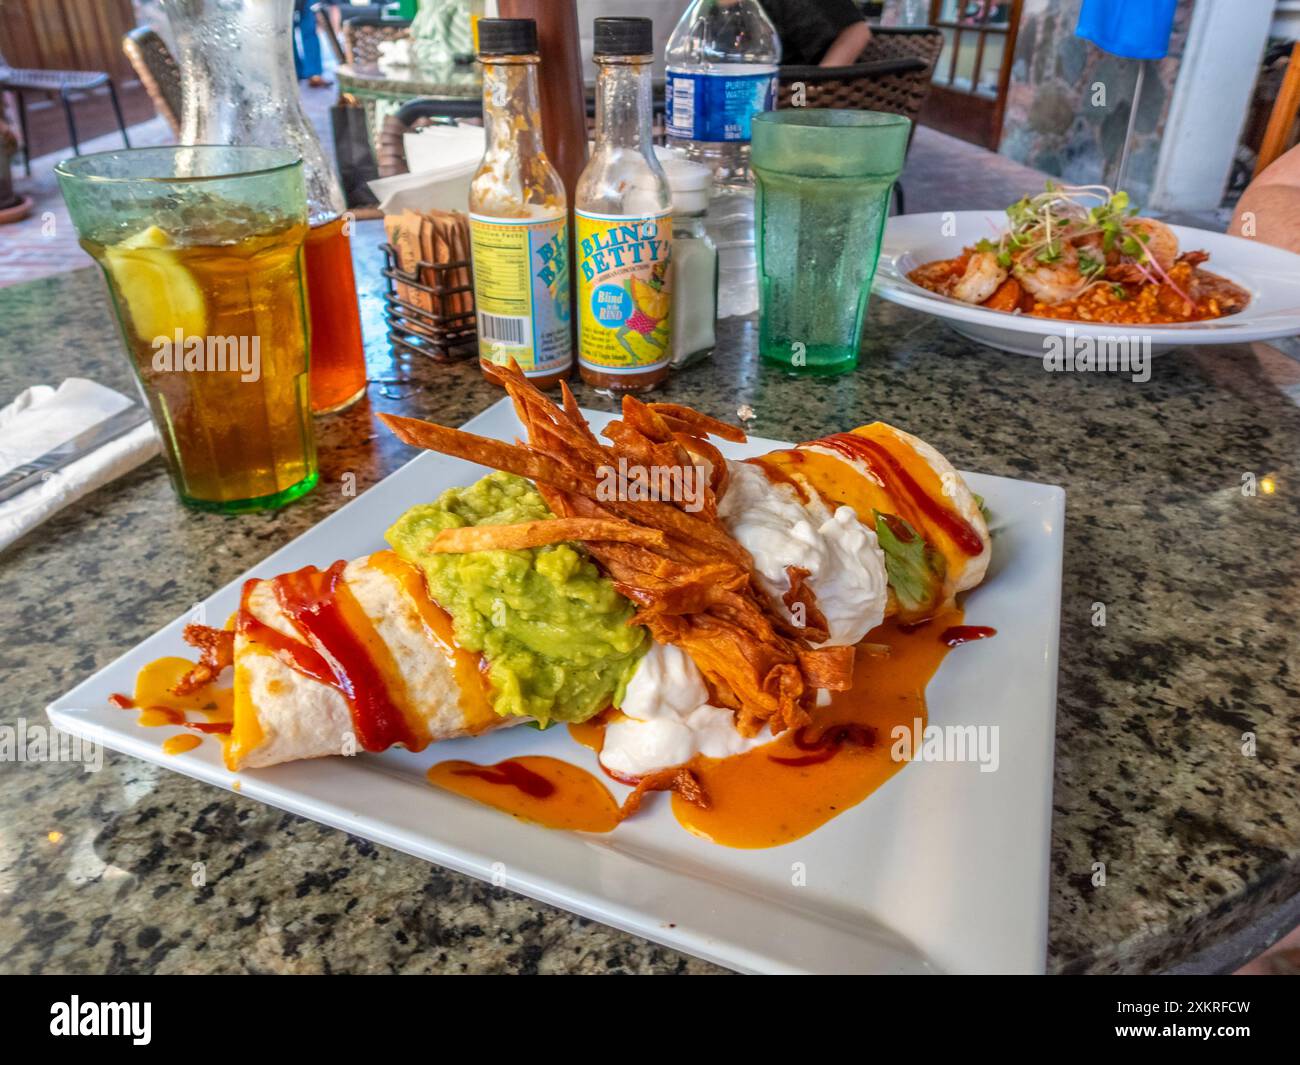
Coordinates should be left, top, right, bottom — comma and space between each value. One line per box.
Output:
469, 211, 572, 375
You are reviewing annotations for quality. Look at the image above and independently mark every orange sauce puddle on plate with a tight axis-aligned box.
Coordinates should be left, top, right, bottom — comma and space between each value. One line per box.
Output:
163, 733, 204, 755
110, 655, 233, 755
429, 611, 971, 849
567, 707, 615, 753
672, 610, 961, 849
427, 756, 623, 833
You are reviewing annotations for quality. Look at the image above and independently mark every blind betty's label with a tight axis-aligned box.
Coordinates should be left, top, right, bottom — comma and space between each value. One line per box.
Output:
575, 210, 673, 373
469, 211, 572, 376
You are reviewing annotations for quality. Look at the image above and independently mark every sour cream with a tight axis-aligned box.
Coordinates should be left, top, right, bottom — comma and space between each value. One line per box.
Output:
599, 642, 764, 779
717, 460, 888, 647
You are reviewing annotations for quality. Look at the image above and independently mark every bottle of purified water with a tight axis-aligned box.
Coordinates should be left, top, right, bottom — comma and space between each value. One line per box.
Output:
665, 0, 781, 189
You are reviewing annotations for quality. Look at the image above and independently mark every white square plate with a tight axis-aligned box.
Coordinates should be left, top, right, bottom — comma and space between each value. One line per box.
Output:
48, 399, 1064, 974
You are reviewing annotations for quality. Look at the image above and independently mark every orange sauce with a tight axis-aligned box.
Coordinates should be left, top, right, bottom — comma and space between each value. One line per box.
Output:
567, 707, 616, 753
367, 550, 499, 735
762, 429, 983, 593
428, 756, 623, 833
113, 655, 234, 754
672, 611, 960, 848
163, 734, 203, 756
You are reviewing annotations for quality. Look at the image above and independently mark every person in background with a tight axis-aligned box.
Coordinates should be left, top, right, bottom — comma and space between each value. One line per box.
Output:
293, 0, 330, 88
758, 0, 873, 66
1231, 143, 1300, 254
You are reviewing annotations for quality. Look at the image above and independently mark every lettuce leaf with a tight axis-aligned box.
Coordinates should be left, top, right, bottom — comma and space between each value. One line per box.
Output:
874, 510, 946, 618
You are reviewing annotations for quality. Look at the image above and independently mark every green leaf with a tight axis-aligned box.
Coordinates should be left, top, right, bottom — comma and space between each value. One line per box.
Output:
874, 511, 946, 618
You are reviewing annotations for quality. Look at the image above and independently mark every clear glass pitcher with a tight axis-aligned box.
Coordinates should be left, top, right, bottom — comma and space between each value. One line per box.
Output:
164, 0, 368, 414
164, 0, 344, 222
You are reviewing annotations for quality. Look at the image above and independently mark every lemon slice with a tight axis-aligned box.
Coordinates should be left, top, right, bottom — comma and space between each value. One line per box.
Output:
103, 225, 208, 341
631, 277, 669, 320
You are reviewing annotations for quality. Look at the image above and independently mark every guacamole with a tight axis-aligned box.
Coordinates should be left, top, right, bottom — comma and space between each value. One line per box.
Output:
386, 472, 647, 726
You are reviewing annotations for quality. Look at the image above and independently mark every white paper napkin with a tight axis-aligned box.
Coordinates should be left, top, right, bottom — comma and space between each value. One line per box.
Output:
0, 378, 160, 553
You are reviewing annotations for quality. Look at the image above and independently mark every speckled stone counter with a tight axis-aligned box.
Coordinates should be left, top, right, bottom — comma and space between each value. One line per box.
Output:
2, 223, 1298, 974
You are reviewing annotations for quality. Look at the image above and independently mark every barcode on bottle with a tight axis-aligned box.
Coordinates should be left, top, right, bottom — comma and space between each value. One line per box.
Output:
669, 76, 695, 137
479, 312, 528, 346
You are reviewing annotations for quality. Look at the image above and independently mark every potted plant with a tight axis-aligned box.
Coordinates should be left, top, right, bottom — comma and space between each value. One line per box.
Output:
0, 119, 33, 223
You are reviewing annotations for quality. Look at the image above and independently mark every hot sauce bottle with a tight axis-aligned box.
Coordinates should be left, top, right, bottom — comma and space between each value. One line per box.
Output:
575, 17, 674, 394
469, 18, 573, 389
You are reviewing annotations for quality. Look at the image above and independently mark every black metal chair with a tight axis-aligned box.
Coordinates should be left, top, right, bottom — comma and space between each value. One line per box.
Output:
0, 47, 130, 175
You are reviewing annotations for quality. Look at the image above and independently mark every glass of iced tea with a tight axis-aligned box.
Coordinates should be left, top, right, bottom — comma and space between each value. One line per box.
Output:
56, 145, 318, 512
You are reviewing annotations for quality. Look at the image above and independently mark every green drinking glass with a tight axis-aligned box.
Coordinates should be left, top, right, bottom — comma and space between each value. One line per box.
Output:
752, 110, 911, 376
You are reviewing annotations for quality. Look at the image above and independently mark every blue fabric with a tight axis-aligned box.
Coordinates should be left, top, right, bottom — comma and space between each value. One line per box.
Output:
293, 0, 323, 80
1076, 0, 1176, 60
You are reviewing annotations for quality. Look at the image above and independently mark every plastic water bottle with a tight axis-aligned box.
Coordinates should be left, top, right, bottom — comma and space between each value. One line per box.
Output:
665, 0, 781, 189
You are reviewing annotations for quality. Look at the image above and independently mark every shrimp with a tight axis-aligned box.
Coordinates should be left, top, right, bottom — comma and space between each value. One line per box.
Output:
1109, 217, 1180, 283
1013, 243, 1085, 304
1127, 218, 1178, 272
950, 251, 1008, 305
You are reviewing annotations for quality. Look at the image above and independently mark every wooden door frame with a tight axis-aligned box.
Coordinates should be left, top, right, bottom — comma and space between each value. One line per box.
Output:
921, 0, 1024, 149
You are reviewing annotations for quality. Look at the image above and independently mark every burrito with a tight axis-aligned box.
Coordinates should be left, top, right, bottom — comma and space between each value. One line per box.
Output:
221, 404, 991, 773
225, 472, 648, 771
716, 420, 993, 646
227, 550, 505, 770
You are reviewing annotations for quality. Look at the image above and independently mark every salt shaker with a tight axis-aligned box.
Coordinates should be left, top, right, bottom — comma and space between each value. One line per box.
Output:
656, 150, 718, 368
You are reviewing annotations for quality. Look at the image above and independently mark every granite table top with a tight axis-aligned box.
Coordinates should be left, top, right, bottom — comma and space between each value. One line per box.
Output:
1, 222, 1298, 974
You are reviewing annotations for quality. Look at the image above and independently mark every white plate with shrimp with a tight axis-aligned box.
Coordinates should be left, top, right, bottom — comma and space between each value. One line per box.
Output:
874, 208, 1300, 356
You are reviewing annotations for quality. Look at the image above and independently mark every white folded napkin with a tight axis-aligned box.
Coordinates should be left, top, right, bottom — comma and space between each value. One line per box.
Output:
0, 378, 160, 553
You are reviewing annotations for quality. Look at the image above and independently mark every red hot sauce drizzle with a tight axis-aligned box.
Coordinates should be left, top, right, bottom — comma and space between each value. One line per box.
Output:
812, 433, 985, 557
940, 625, 997, 647
768, 723, 877, 767
449, 759, 557, 799
247, 563, 420, 754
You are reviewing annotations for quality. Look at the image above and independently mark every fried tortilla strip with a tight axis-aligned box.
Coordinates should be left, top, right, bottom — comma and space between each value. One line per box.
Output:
796, 645, 855, 691
428, 518, 666, 553
647, 402, 748, 443
381, 414, 593, 494
173, 623, 235, 695
617, 765, 709, 821
381, 360, 842, 736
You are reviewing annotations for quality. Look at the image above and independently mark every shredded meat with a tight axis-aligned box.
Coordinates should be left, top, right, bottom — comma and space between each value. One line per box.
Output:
379, 362, 856, 737
173, 624, 234, 695
782, 565, 830, 645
